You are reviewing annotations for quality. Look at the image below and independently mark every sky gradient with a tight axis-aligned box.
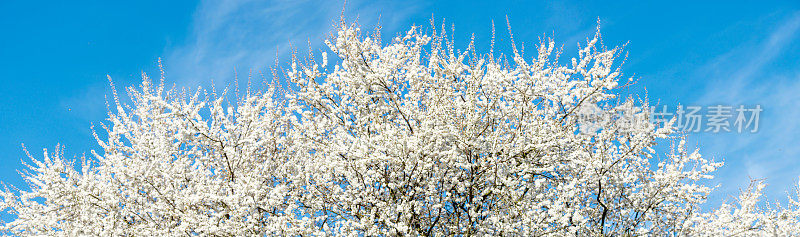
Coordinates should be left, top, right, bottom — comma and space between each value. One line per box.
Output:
1, 0, 799, 209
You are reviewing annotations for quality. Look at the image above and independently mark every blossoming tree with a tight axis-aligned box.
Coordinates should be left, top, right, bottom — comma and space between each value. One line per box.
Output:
2, 20, 799, 236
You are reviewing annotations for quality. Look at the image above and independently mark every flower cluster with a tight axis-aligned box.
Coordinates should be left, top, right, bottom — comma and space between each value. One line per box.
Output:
1, 21, 797, 236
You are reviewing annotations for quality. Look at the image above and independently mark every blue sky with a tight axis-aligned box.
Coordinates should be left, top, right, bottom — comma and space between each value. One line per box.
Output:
1, 0, 799, 208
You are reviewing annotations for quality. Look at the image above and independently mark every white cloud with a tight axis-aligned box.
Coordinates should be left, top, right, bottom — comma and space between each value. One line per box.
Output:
692, 12, 800, 204
163, 0, 422, 89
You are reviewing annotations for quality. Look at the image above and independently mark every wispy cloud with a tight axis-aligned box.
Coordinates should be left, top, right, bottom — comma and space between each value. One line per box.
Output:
163, 0, 422, 88
692, 12, 800, 204
698, 12, 800, 104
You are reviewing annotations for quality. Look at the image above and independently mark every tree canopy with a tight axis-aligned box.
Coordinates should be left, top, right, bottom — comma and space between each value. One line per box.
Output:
2, 20, 799, 236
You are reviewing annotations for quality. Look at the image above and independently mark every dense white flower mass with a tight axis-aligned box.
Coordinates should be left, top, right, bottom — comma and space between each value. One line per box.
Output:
1, 20, 799, 236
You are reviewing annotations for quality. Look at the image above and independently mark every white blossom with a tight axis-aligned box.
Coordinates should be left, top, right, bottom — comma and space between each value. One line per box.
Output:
0, 20, 797, 236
